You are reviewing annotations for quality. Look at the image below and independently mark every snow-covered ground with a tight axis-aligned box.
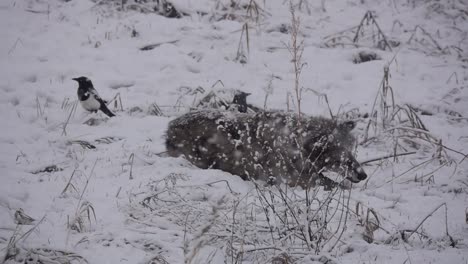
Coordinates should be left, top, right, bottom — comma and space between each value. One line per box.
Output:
1, 0, 467, 263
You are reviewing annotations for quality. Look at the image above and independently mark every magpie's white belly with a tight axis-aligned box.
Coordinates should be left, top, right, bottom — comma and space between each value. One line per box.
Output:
80, 97, 100, 111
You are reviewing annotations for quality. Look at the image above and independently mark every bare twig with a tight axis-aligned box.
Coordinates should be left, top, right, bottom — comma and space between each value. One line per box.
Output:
405, 203, 454, 246
360, 152, 417, 165
62, 101, 78, 136
205, 180, 234, 194
140, 39, 179, 51
8, 38, 23, 55
128, 153, 135, 180
61, 169, 79, 195
235, 23, 250, 64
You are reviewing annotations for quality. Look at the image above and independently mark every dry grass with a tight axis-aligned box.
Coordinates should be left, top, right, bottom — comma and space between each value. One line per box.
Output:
130, 171, 358, 263
235, 23, 250, 64
67, 159, 98, 234
323, 11, 395, 50
107, 92, 124, 112
287, 0, 305, 119
61, 100, 78, 136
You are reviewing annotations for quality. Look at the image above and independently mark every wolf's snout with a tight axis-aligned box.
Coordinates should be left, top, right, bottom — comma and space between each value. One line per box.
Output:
350, 166, 367, 182
357, 170, 367, 181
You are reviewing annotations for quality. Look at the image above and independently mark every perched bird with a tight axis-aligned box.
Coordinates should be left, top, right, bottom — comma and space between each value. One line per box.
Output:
229, 91, 262, 113
230, 91, 250, 113
72, 76, 115, 117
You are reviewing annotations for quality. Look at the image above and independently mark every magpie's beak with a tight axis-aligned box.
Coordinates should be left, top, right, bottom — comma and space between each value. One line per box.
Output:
72, 78, 79, 82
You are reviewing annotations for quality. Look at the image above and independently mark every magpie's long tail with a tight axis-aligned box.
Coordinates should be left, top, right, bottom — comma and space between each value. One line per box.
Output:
100, 104, 115, 117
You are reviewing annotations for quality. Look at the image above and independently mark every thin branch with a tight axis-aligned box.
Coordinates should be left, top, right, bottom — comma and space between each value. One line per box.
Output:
406, 203, 452, 243
360, 152, 416, 165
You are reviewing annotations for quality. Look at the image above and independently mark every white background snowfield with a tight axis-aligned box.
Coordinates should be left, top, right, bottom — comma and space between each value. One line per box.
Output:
1, 0, 467, 263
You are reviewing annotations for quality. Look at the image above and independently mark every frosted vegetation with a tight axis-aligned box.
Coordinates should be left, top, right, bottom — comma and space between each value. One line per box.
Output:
0, 0, 467, 263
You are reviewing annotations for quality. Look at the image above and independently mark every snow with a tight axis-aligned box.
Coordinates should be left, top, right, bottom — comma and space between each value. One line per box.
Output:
1, 0, 467, 263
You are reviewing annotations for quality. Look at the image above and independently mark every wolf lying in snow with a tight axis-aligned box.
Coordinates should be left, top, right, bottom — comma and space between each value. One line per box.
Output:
166, 110, 367, 188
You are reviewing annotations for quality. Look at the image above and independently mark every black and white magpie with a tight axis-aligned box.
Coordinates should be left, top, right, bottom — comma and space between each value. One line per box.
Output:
229, 91, 261, 113
230, 91, 250, 113
72, 76, 115, 117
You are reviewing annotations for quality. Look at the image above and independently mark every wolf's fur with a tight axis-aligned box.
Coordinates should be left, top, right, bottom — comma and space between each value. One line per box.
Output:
166, 110, 367, 188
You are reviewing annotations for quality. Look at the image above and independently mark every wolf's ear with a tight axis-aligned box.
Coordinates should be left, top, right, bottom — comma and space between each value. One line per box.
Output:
338, 120, 356, 133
